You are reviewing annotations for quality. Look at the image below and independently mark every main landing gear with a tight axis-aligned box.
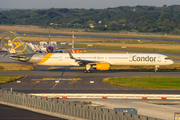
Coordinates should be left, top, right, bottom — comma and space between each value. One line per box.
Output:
84, 64, 91, 73
155, 65, 159, 73
84, 70, 91, 73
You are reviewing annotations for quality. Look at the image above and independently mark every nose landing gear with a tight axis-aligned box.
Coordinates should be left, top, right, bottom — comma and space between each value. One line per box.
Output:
155, 65, 159, 73
84, 64, 91, 73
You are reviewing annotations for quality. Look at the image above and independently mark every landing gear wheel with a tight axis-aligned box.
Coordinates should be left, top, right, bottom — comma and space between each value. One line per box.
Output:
84, 70, 91, 73
154, 65, 159, 73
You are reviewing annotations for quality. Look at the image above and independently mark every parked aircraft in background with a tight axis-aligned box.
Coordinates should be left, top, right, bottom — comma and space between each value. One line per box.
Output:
8, 31, 174, 73
32, 41, 64, 53
29, 30, 75, 53
0, 36, 15, 54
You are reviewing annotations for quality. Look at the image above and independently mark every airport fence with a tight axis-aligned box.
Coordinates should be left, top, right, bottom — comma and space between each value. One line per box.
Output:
30, 93, 180, 100
0, 90, 162, 120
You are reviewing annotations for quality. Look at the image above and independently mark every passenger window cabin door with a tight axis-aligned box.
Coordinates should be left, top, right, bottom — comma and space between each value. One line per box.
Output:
59, 56, 62, 61
129, 55, 133, 62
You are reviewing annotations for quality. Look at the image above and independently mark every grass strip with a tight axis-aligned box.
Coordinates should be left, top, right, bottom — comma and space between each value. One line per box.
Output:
73, 44, 180, 54
103, 77, 180, 90
110, 63, 180, 72
0, 63, 34, 71
0, 76, 24, 84
1, 25, 180, 40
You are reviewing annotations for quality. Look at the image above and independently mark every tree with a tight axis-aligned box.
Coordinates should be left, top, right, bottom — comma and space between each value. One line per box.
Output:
87, 20, 95, 25
160, 13, 171, 21
163, 4, 167, 7
147, 7, 155, 11
0, 5, 180, 34
110, 21, 119, 31
66, 23, 72, 28
73, 23, 81, 28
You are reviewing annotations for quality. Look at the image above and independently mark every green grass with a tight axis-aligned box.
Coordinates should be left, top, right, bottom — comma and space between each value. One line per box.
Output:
0, 63, 34, 71
103, 77, 180, 89
72, 44, 180, 54
0, 76, 24, 84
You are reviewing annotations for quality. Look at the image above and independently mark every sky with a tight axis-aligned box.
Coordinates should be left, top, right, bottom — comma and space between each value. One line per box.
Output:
0, 0, 180, 9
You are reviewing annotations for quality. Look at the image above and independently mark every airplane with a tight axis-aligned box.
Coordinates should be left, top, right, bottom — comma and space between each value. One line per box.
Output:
0, 35, 16, 54
32, 30, 77, 53
32, 41, 64, 53
8, 31, 174, 73
30, 30, 64, 53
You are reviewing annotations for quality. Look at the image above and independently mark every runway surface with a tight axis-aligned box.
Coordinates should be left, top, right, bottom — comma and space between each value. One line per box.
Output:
1, 66, 180, 94
0, 47, 180, 120
0, 51, 180, 94
0, 104, 67, 120
1, 28, 180, 120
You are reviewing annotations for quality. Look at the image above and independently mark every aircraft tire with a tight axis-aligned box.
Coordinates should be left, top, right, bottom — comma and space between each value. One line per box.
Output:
84, 70, 91, 73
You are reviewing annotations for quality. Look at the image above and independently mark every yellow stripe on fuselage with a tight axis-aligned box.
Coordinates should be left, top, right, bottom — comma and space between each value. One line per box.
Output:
37, 53, 54, 64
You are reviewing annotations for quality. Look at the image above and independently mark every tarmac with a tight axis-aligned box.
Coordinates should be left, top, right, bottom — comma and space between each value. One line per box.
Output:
0, 103, 68, 120
1, 51, 180, 94
1, 51, 180, 120
66, 99, 180, 120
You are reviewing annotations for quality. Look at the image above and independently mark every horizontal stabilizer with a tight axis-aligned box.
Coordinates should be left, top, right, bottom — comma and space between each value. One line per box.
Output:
9, 55, 26, 58
3, 54, 8, 57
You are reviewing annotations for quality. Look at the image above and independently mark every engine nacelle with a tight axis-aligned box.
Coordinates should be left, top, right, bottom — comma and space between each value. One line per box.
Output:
94, 63, 110, 71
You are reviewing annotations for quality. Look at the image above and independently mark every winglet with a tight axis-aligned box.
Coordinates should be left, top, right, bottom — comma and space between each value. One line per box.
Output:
68, 50, 75, 59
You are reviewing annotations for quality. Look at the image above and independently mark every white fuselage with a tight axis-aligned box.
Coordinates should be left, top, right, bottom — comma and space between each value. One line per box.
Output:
30, 53, 174, 66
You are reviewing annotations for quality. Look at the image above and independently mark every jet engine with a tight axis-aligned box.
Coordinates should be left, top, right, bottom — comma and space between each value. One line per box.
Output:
93, 63, 110, 70
46, 45, 54, 53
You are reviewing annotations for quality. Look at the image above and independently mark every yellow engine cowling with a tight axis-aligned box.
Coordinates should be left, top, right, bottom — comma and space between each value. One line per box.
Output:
95, 63, 110, 70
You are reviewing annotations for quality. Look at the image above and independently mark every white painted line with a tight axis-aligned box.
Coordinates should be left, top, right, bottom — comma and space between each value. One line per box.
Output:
90, 81, 94, 83
55, 81, 59, 83
52, 83, 58, 89
87, 44, 92, 46
16, 81, 21, 83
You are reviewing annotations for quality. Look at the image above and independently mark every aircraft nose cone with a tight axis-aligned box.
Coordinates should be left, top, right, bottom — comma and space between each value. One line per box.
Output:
171, 60, 174, 64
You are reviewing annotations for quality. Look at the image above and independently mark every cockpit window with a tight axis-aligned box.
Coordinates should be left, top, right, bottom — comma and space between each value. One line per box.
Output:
165, 57, 170, 60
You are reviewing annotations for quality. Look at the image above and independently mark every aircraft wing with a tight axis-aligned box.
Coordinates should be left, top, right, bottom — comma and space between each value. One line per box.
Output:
68, 51, 109, 66
75, 58, 106, 67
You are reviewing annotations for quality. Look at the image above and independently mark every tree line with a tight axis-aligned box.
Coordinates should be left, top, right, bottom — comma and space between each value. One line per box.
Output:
0, 5, 180, 34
